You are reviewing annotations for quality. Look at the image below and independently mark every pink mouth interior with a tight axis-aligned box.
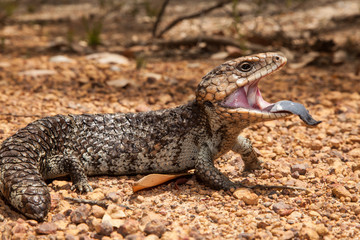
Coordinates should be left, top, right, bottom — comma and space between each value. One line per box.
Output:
222, 80, 273, 110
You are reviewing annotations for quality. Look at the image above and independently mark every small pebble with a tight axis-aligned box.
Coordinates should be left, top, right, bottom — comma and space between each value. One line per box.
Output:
332, 185, 352, 199
118, 219, 139, 237
11, 223, 27, 234
282, 230, 295, 240
100, 221, 114, 236
348, 148, 360, 158
273, 202, 295, 216
49, 55, 74, 63
263, 202, 272, 207
144, 219, 166, 237
36, 222, 58, 235
233, 188, 259, 205
65, 233, 76, 240
70, 205, 90, 224
195, 205, 206, 213
92, 205, 106, 218
315, 224, 329, 236
291, 164, 307, 175
300, 227, 319, 240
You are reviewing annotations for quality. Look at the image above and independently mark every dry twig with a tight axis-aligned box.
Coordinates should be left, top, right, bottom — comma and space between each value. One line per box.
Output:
65, 197, 109, 208
154, 0, 232, 38
64, 197, 130, 209
249, 184, 308, 192
152, 0, 170, 37
0, 113, 42, 118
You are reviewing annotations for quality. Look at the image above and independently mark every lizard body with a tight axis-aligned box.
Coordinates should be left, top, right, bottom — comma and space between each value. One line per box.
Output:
1, 53, 303, 220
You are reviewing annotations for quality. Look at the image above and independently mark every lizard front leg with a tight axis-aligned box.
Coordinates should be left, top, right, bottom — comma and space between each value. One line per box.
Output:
43, 154, 93, 193
232, 135, 262, 171
195, 144, 238, 191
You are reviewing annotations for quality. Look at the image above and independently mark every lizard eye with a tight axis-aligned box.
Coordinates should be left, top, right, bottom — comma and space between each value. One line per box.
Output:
237, 62, 253, 72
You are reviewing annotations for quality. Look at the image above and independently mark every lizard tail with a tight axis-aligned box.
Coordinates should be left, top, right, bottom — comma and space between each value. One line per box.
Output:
0, 155, 50, 220
0, 117, 65, 220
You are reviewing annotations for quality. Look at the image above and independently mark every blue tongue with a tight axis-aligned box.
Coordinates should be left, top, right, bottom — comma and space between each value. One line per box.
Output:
267, 100, 321, 126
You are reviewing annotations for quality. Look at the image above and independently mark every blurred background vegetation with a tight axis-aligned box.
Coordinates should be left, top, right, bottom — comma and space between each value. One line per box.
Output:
0, 0, 359, 68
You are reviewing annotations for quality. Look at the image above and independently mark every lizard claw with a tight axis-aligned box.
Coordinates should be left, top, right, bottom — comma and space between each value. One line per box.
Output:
71, 182, 93, 193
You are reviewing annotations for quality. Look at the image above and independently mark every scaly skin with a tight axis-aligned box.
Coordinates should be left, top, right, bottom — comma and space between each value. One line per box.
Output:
0, 52, 291, 220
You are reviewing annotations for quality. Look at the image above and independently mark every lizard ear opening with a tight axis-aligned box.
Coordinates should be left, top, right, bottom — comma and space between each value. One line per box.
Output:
204, 101, 214, 108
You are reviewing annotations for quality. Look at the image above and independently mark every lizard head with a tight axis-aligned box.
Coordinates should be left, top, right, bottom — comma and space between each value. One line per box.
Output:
196, 52, 291, 123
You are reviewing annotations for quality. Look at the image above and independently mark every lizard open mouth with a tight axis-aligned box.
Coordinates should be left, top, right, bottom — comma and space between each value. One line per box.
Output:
221, 74, 321, 126
222, 79, 272, 111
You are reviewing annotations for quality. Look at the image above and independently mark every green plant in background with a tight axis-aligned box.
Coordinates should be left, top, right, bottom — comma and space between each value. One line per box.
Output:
66, 23, 75, 45
0, 0, 18, 52
135, 54, 147, 70
0, 37, 5, 53
0, 0, 18, 27
143, 0, 160, 18
82, 15, 104, 48
80, 0, 123, 48
344, 37, 359, 54
98, 0, 119, 9
26, 4, 36, 13
230, 0, 246, 50
129, 0, 140, 17
130, 0, 159, 18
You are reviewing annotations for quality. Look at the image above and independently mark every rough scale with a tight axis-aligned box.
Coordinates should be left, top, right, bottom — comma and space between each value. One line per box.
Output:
0, 52, 319, 220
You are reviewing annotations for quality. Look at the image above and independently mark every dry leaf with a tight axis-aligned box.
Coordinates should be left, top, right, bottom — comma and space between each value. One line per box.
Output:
132, 173, 191, 193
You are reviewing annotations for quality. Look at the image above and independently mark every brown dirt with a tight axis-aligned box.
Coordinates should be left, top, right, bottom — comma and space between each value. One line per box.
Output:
0, 1, 360, 239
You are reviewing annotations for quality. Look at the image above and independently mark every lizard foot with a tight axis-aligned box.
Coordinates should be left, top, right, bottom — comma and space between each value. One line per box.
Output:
244, 159, 263, 171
